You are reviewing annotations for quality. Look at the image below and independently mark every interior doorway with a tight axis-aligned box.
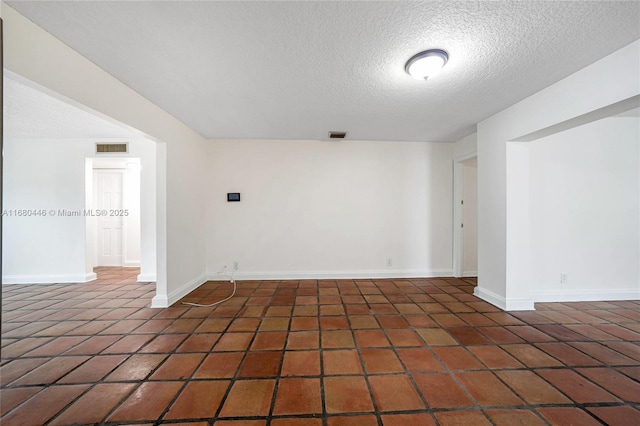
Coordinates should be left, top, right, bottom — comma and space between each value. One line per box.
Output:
87, 158, 141, 269
94, 169, 124, 266
453, 155, 478, 277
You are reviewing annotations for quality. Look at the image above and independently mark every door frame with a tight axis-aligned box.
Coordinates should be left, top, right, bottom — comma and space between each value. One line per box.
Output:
453, 152, 477, 278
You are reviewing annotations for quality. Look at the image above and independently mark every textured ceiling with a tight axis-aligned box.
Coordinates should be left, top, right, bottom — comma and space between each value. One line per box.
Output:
4, 76, 137, 139
7, 1, 640, 142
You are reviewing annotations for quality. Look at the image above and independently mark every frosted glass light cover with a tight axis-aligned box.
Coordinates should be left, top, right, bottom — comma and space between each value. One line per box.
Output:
406, 50, 448, 80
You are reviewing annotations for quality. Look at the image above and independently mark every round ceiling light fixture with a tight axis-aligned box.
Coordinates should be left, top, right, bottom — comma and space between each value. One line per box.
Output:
405, 49, 449, 81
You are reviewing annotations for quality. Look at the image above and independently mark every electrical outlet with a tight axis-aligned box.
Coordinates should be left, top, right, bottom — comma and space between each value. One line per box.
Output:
233, 261, 239, 271
386, 258, 392, 267
560, 273, 568, 284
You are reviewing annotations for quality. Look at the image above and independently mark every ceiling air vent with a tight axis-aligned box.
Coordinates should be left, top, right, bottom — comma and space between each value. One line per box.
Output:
328, 131, 348, 140
96, 142, 128, 154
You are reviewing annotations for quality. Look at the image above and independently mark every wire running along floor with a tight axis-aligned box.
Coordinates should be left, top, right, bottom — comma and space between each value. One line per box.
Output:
1, 268, 640, 425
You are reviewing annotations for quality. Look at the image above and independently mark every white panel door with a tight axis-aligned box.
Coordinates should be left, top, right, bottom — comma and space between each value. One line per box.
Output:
95, 171, 124, 266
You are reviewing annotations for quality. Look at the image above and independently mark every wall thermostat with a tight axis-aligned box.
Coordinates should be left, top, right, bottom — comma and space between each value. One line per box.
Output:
227, 193, 241, 202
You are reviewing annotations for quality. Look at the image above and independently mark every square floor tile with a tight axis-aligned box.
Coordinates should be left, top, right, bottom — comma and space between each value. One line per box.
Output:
455, 371, 524, 406
323, 349, 363, 375
432, 347, 484, 370
150, 353, 205, 380
219, 379, 275, 417
273, 378, 322, 415
260, 317, 290, 331
360, 349, 404, 374
238, 351, 283, 378
484, 409, 547, 426
177, 333, 221, 352
536, 407, 602, 426
536, 369, 620, 403
495, 370, 571, 404
413, 373, 474, 408
163, 380, 229, 419
576, 367, 640, 402
50, 383, 137, 425
385, 329, 424, 347
322, 330, 355, 348
396, 348, 444, 372
448, 327, 492, 345
138, 334, 189, 354
320, 317, 350, 330
214, 333, 254, 351
501, 344, 563, 368
57, 355, 127, 384
368, 375, 425, 411
282, 350, 321, 376
467, 345, 524, 369
108, 381, 183, 422
324, 376, 374, 413
105, 354, 167, 382
354, 330, 390, 347
587, 406, 640, 426
290, 317, 319, 331
193, 352, 243, 378
569, 342, 637, 365
0, 387, 43, 417
1, 384, 89, 425
12, 356, 91, 386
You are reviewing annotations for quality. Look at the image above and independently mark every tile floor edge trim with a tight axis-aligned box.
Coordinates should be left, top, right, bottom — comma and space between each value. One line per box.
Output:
206, 269, 455, 281
2, 272, 97, 284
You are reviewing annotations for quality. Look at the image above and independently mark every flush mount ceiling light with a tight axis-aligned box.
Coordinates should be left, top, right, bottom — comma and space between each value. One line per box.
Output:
405, 49, 449, 81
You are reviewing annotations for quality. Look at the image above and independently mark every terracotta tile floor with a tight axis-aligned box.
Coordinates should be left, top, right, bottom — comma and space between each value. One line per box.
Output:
2, 268, 640, 425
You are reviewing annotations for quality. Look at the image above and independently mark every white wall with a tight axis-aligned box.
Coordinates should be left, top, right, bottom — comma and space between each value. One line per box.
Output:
2, 138, 156, 283
476, 40, 640, 310
3, 4, 208, 306
529, 117, 639, 300
453, 132, 477, 159
4, 139, 90, 283
139, 149, 157, 282
462, 159, 478, 276
207, 140, 454, 279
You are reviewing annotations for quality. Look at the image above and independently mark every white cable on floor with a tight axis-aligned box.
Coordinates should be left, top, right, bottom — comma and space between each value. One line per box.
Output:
182, 267, 236, 307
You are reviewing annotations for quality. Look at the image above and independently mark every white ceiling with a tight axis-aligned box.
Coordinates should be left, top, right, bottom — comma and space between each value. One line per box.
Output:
7, 1, 640, 142
4, 76, 138, 139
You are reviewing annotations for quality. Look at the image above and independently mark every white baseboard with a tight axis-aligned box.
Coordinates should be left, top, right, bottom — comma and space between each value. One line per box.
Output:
150, 294, 168, 308
124, 261, 141, 267
151, 273, 207, 308
137, 274, 156, 283
474, 286, 535, 311
530, 289, 640, 303
206, 269, 454, 281
462, 271, 477, 277
2, 272, 97, 285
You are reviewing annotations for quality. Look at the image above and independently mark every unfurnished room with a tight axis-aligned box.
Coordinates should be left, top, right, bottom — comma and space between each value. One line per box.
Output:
1, 1, 639, 425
